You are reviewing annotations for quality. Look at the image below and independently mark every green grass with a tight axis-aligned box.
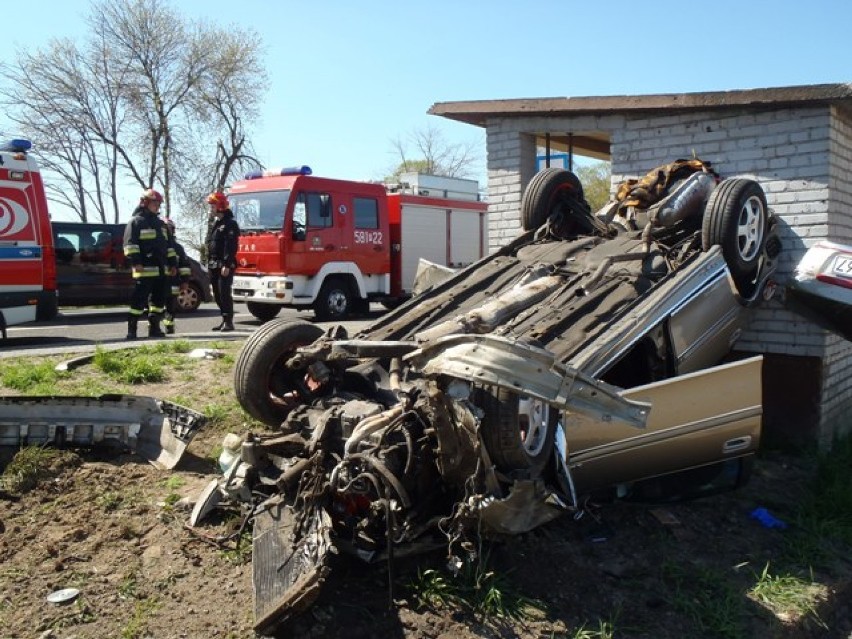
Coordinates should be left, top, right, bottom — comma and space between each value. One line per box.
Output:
87, 340, 196, 385
570, 620, 617, 639
748, 563, 827, 629
0, 446, 79, 493
779, 435, 852, 568
93, 346, 172, 384
661, 560, 745, 639
118, 570, 139, 600
120, 597, 160, 639
0, 359, 69, 393
800, 436, 852, 543
97, 490, 124, 512
408, 554, 547, 622
408, 568, 464, 610
219, 528, 253, 565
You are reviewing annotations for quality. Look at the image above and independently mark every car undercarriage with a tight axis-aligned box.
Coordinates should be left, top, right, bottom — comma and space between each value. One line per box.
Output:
190, 159, 781, 633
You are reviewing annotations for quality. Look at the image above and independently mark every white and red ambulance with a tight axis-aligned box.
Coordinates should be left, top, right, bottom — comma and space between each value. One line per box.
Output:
0, 138, 58, 337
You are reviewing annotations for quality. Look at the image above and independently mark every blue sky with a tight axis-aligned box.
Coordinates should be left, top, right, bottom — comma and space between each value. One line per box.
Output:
2, 0, 850, 220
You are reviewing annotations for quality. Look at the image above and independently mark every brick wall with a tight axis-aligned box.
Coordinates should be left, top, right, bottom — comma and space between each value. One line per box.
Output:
821, 107, 852, 442
611, 107, 832, 360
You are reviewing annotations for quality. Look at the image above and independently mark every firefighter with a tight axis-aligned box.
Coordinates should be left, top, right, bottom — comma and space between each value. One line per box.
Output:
123, 188, 176, 339
205, 191, 240, 331
162, 217, 191, 335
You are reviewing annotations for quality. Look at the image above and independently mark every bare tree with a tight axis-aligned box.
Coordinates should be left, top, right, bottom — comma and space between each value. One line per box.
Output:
386, 124, 481, 181
0, 40, 122, 221
172, 25, 267, 254
90, 0, 208, 214
0, 0, 267, 229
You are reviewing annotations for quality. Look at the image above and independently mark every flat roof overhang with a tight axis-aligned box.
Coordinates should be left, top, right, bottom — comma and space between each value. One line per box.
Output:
429, 83, 852, 160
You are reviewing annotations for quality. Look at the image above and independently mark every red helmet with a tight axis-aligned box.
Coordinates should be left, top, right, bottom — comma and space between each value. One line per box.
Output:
207, 191, 230, 211
140, 188, 163, 205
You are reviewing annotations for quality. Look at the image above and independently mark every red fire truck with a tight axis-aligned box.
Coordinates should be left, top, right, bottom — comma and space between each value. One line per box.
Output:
229, 168, 488, 321
0, 138, 58, 337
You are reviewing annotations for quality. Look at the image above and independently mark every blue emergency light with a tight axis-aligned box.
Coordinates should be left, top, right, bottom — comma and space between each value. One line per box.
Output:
244, 165, 312, 180
0, 139, 32, 153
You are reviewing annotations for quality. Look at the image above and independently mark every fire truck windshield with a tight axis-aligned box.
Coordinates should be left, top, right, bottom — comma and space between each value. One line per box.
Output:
230, 190, 291, 231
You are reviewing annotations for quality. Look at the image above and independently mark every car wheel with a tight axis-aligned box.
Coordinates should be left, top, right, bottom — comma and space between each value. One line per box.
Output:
176, 282, 202, 313
247, 301, 281, 322
234, 319, 325, 426
521, 168, 585, 231
702, 179, 768, 296
476, 386, 557, 477
314, 277, 353, 321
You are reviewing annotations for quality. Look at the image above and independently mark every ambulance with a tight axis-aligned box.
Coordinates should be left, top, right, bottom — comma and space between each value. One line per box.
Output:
0, 138, 58, 337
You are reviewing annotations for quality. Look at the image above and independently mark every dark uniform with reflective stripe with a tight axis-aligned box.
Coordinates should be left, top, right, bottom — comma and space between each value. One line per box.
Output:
123, 206, 175, 337
206, 209, 240, 328
163, 226, 191, 333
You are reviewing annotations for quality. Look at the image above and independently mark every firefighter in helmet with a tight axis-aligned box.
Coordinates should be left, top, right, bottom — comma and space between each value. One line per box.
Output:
162, 217, 192, 334
205, 191, 240, 331
123, 188, 176, 339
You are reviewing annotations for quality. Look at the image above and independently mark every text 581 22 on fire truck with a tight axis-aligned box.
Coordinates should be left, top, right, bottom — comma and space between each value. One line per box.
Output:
229, 167, 488, 321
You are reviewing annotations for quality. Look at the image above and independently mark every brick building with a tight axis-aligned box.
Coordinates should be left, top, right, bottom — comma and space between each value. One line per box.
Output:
429, 83, 852, 447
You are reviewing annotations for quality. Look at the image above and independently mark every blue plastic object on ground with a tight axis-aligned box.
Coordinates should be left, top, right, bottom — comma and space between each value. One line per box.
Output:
750, 507, 788, 530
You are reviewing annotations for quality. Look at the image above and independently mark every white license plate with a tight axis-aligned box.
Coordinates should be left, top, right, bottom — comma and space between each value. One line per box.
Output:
831, 255, 852, 278
232, 278, 252, 289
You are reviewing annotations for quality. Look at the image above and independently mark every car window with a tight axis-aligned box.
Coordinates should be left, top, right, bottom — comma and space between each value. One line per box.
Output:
54, 233, 78, 263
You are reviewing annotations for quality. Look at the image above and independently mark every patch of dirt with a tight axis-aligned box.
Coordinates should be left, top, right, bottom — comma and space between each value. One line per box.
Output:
2, 446, 850, 639
1, 352, 850, 638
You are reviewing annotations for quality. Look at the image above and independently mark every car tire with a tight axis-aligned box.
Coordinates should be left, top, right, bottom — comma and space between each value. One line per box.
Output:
234, 319, 325, 426
247, 301, 281, 322
476, 386, 557, 477
314, 277, 353, 321
176, 282, 203, 313
701, 178, 768, 297
521, 168, 586, 231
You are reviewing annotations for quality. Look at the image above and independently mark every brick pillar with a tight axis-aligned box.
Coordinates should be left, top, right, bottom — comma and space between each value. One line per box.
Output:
485, 126, 536, 253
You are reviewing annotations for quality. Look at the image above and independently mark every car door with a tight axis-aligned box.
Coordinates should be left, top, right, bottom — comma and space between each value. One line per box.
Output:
564, 356, 763, 493
76, 224, 130, 304
53, 223, 132, 306
287, 190, 343, 277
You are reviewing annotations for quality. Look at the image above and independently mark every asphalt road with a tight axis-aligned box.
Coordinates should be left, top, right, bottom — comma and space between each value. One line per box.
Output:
0, 301, 384, 358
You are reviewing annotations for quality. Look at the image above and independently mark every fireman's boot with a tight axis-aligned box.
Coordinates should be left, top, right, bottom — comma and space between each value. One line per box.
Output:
164, 316, 176, 335
221, 314, 235, 332
148, 317, 166, 338
211, 318, 225, 331
126, 316, 138, 340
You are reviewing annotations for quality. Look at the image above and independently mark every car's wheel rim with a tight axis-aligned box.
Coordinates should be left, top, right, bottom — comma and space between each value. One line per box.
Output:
517, 396, 551, 458
736, 195, 765, 262
178, 288, 199, 310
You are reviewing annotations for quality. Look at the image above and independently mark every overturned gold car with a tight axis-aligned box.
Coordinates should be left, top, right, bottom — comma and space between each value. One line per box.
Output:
194, 159, 782, 633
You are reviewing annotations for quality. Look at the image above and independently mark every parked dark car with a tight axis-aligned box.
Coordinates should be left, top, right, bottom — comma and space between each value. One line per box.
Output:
51, 222, 212, 312
190, 160, 782, 632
